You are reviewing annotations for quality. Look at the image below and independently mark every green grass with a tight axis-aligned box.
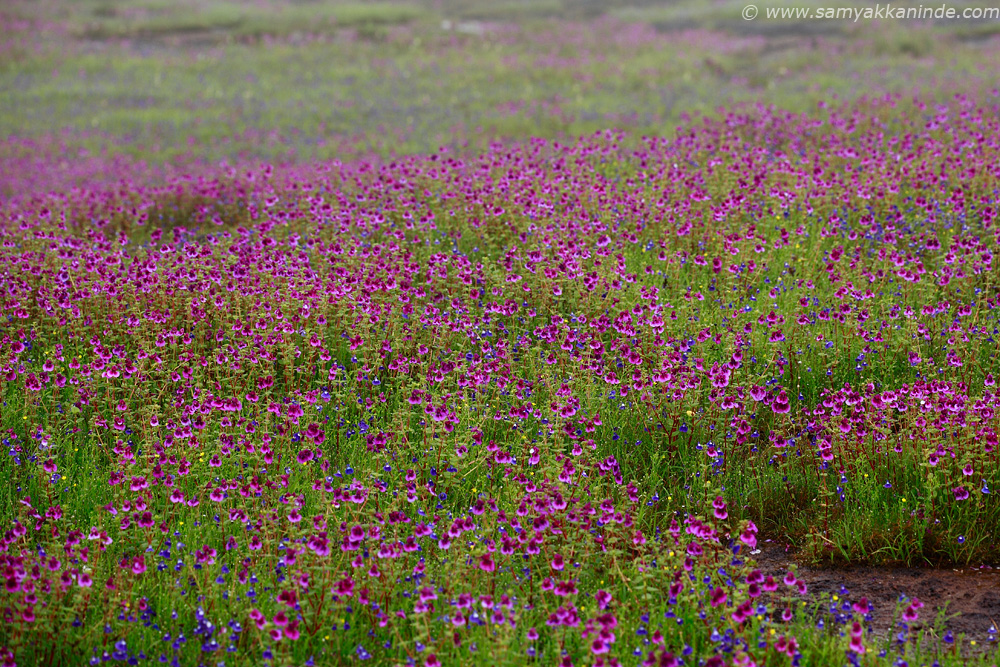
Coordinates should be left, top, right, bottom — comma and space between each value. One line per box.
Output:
71, 1, 428, 40
3, 0, 1000, 177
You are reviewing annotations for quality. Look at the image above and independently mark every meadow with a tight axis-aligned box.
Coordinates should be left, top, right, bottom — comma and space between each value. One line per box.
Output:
2, 1, 1000, 666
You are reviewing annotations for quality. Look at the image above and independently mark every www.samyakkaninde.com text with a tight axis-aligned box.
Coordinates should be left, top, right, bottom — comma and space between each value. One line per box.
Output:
746, 4, 1000, 20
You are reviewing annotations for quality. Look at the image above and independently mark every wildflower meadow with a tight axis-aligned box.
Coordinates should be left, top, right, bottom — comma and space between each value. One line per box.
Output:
2, 2, 1000, 667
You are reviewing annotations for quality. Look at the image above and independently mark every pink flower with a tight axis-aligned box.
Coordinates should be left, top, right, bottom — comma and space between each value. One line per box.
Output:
712, 496, 727, 520
479, 553, 495, 573
595, 589, 612, 610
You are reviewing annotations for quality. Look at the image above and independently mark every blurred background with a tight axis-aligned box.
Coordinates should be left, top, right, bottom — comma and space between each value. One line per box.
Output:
2, 0, 1000, 198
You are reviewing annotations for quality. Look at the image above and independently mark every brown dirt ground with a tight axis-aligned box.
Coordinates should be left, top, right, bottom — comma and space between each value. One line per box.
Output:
751, 541, 1000, 652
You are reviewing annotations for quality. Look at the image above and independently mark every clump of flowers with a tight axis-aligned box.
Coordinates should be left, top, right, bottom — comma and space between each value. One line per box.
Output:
1, 93, 999, 665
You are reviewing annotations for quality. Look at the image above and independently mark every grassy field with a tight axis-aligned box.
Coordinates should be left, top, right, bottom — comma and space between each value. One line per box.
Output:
3, 0, 1000, 194
2, 2, 1000, 666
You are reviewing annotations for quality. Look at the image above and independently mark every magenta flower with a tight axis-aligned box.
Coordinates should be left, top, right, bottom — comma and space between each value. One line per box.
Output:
953, 486, 970, 501
731, 600, 752, 623
479, 553, 495, 572
902, 600, 922, 622
595, 589, 612, 610
712, 496, 728, 520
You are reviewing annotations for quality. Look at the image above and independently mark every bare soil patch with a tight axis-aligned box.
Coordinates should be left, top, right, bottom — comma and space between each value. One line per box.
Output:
754, 542, 1000, 648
